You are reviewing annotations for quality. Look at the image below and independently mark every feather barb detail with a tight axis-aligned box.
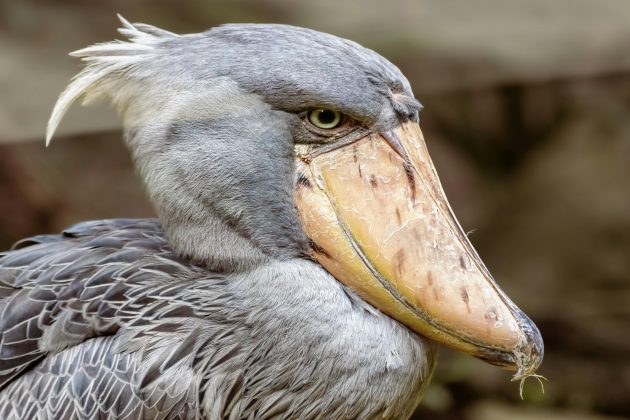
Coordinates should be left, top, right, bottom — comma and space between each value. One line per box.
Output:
45, 14, 177, 146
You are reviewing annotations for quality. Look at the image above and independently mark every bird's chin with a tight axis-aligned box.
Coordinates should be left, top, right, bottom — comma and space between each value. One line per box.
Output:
294, 121, 543, 380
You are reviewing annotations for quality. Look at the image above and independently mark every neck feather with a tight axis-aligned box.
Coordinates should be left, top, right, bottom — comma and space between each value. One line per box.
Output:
121, 81, 308, 271
160, 202, 270, 271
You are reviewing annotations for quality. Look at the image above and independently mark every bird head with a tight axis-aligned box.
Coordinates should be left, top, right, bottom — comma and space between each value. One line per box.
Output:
47, 16, 543, 381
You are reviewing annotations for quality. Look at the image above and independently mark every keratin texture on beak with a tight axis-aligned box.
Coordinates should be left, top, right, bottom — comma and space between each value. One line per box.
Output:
295, 122, 543, 380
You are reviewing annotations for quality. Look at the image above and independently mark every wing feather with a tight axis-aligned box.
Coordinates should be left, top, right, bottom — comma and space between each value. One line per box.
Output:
0, 219, 209, 418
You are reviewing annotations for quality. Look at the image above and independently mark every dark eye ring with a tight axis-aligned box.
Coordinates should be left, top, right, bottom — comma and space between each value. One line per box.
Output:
307, 109, 343, 129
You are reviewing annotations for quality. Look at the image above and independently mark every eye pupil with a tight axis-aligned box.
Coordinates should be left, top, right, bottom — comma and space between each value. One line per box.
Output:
308, 108, 342, 129
318, 110, 336, 124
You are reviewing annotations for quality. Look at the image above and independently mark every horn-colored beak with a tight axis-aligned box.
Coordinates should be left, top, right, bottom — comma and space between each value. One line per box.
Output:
294, 121, 543, 379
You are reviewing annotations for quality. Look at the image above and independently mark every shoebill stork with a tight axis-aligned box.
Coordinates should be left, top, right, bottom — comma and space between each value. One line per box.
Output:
0, 17, 543, 419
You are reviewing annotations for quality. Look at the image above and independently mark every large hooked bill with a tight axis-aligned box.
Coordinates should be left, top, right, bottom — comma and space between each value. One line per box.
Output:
294, 121, 543, 380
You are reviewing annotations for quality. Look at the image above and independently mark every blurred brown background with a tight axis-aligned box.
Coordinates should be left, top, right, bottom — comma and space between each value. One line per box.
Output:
1, 1, 629, 419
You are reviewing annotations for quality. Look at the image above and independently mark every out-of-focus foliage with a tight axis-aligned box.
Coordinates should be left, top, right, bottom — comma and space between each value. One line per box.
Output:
1, 1, 629, 419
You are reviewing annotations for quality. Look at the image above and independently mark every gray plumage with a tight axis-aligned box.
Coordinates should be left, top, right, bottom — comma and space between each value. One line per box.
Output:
1, 17, 433, 419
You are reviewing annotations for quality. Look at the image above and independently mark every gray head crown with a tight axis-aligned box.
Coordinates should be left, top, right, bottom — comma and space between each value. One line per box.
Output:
48, 16, 420, 143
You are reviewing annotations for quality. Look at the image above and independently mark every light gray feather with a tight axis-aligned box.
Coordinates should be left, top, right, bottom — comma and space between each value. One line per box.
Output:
0, 220, 434, 419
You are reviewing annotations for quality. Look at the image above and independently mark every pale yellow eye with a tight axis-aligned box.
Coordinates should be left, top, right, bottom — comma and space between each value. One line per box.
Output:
307, 109, 343, 129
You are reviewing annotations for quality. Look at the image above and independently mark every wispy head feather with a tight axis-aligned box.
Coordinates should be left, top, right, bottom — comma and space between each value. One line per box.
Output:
46, 15, 177, 146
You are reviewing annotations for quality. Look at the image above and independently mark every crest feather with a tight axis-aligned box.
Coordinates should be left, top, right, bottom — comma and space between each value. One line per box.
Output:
46, 15, 177, 146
